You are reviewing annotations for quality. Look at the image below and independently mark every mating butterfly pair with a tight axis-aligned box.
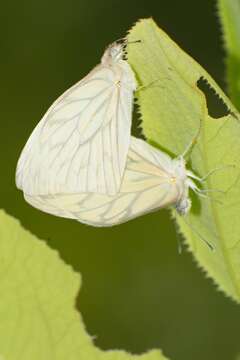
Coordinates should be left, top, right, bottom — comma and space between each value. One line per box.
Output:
16, 39, 206, 237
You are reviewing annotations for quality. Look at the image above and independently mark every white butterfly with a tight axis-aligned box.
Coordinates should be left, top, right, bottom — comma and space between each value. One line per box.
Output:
23, 136, 204, 227
16, 40, 137, 196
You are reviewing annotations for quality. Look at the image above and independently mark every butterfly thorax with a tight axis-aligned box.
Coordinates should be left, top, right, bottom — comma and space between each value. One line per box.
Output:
171, 156, 187, 180
170, 156, 193, 215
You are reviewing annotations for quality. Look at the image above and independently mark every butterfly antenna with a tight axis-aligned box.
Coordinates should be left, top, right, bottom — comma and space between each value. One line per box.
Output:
181, 118, 203, 160
115, 38, 141, 45
181, 216, 215, 251
200, 164, 236, 182
128, 39, 141, 44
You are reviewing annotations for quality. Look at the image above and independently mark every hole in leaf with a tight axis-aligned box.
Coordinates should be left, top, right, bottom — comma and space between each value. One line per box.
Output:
197, 76, 230, 119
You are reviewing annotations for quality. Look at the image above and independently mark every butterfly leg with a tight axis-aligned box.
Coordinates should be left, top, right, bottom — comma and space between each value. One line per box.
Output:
192, 187, 223, 205
187, 165, 236, 183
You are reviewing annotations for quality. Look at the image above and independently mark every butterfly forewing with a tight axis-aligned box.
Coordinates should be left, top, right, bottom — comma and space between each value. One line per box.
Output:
16, 44, 136, 196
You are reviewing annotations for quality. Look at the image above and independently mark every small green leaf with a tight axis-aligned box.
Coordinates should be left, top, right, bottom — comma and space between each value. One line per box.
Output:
217, 0, 240, 110
128, 19, 240, 302
0, 210, 168, 360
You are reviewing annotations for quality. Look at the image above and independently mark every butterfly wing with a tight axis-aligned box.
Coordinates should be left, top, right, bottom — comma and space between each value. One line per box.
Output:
24, 138, 182, 226
16, 61, 136, 196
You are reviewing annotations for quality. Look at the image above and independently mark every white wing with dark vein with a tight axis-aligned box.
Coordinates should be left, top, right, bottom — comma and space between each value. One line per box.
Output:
24, 137, 182, 226
16, 62, 136, 196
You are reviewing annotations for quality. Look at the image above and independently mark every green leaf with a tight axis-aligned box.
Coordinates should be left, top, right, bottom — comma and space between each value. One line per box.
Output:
217, 0, 240, 110
127, 19, 240, 302
0, 210, 168, 360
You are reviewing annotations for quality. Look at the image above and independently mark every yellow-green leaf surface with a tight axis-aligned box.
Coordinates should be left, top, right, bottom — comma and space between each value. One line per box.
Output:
217, 0, 240, 111
0, 210, 168, 360
127, 19, 240, 302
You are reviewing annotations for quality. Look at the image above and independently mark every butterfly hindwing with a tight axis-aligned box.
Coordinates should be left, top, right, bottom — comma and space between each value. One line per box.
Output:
24, 138, 181, 225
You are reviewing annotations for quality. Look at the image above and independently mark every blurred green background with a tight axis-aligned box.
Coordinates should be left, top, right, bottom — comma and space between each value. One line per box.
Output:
2, 0, 240, 359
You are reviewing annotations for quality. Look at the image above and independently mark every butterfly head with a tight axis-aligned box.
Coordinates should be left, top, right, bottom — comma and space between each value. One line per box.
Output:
175, 197, 192, 216
101, 41, 125, 64
101, 38, 141, 65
